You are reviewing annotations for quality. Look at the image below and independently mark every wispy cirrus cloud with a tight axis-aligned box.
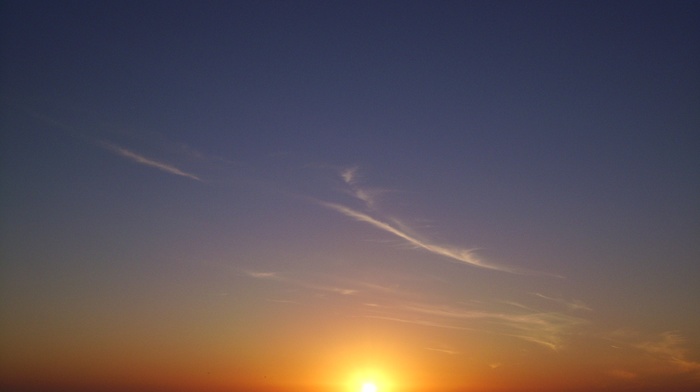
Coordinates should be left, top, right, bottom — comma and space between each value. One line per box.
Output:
2, 105, 207, 182
245, 271, 282, 280
406, 302, 586, 351
101, 141, 202, 181
365, 314, 472, 331
321, 200, 546, 275
425, 347, 459, 355
606, 329, 700, 377
533, 293, 592, 312
340, 166, 383, 208
243, 270, 358, 296
634, 331, 700, 374
364, 300, 586, 351
322, 167, 561, 277
340, 166, 358, 185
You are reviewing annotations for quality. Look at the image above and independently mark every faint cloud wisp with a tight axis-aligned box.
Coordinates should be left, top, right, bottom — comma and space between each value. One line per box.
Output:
101, 141, 202, 181
533, 293, 592, 312
320, 167, 561, 277
607, 329, 700, 377
634, 331, 700, 374
321, 200, 540, 275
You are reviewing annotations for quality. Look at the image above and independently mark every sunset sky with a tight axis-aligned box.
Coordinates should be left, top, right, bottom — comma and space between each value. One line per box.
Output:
1, 1, 699, 392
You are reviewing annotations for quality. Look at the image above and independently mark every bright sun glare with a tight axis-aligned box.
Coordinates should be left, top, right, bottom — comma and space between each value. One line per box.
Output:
361, 382, 378, 392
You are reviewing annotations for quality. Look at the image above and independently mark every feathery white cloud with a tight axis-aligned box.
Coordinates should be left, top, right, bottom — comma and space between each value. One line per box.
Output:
403, 302, 586, 351
102, 141, 202, 181
340, 166, 359, 184
320, 201, 538, 275
365, 314, 471, 331
533, 293, 592, 311
327, 167, 562, 276
339, 166, 382, 208
244, 270, 358, 296
424, 346, 460, 355
634, 331, 700, 373
363, 300, 585, 351
245, 271, 281, 280
606, 329, 700, 376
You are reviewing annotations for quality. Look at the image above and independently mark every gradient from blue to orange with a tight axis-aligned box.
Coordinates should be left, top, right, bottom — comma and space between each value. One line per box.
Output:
1, 1, 699, 391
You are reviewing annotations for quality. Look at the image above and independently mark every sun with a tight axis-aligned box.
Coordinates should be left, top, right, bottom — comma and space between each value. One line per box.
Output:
361, 382, 378, 392
345, 367, 392, 392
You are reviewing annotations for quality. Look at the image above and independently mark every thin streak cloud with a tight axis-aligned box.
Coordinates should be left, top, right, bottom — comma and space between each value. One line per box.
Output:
533, 293, 592, 312
245, 271, 281, 280
244, 270, 358, 296
424, 346, 459, 355
325, 167, 562, 277
358, 295, 585, 351
396, 302, 586, 351
102, 141, 202, 181
320, 201, 543, 275
606, 330, 700, 376
364, 315, 472, 331
634, 331, 700, 374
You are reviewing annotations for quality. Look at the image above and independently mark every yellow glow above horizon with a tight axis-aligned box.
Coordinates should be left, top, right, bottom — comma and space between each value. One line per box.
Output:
361, 381, 378, 392
345, 369, 394, 392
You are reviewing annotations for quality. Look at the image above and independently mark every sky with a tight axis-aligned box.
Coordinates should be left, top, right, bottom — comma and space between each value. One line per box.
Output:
1, 1, 699, 391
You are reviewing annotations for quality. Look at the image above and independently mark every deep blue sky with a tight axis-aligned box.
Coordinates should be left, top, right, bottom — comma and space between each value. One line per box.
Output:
2, 1, 700, 391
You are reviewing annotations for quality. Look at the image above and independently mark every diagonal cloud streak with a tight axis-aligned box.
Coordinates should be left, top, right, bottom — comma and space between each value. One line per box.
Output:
363, 301, 585, 351
404, 303, 586, 351
243, 270, 359, 296
607, 329, 700, 376
634, 331, 700, 374
327, 167, 562, 277
102, 141, 202, 181
320, 201, 544, 275
533, 292, 592, 311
